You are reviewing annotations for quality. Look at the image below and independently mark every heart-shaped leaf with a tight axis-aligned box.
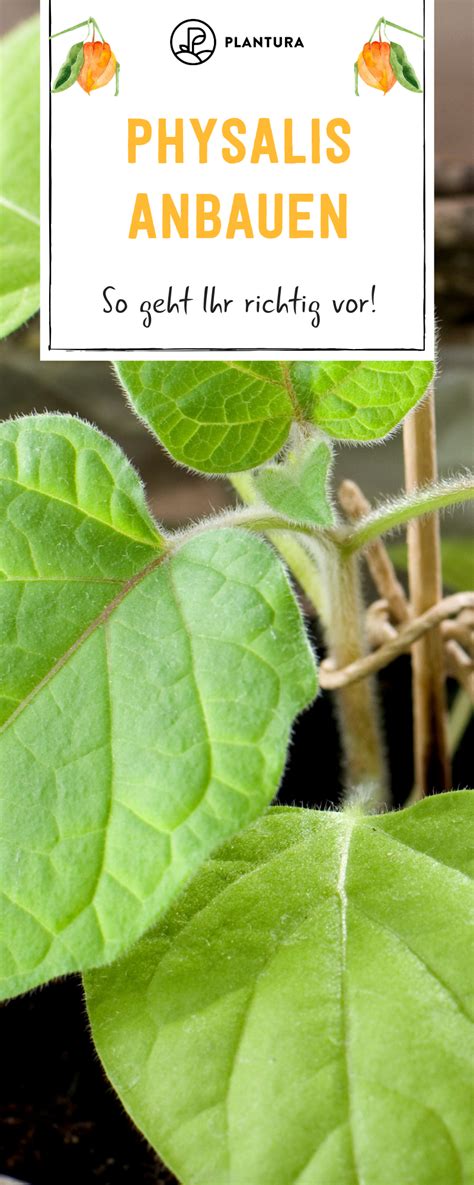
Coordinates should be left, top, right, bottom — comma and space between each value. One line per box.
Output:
0, 17, 40, 339
390, 42, 423, 93
0, 416, 316, 1000
86, 792, 473, 1185
116, 362, 300, 474
253, 437, 334, 527
52, 40, 85, 93
116, 361, 435, 473
295, 360, 434, 442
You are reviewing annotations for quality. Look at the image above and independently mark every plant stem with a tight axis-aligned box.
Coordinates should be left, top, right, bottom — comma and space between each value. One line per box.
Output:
344, 476, 473, 555
50, 16, 105, 41
320, 592, 474, 690
51, 19, 90, 39
323, 548, 387, 802
384, 19, 424, 39
338, 479, 410, 623
92, 18, 106, 42
229, 474, 325, 618
229, 479, 387, 801
368, 16, 424, 42
403, 392, 451, 797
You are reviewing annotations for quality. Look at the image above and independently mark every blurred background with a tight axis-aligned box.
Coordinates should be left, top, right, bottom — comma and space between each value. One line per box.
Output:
0, 3, 473, 1184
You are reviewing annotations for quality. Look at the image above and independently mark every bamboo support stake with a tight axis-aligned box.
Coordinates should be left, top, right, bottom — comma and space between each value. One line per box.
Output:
403, 391, 451, 796
338, 480, 411, 623
320, 592, 474, 690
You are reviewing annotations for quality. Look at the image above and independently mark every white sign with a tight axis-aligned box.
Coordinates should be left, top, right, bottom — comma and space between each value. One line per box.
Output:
41, 0, 434, 360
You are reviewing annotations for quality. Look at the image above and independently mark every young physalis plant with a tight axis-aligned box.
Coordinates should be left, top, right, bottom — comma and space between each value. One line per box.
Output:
1, 18, 473, 1185
0, 356, 473, 1185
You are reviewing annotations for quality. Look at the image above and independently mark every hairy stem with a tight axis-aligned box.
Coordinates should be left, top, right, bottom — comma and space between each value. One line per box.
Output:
338, 479, 410, 622
320, 593, 474, 690
321, 547, 387, 803
228, 474, 385, 798
343, 475, 473, 555
403, 393, 451, 797
228, 474, 325, 618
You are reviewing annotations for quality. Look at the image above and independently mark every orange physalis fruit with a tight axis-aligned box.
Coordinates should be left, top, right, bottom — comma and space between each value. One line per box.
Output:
77, 41, 117, 93
357, 41, 397, 94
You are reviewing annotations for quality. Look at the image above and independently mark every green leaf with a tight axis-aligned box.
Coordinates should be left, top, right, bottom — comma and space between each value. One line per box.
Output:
116, 362, 300, 474
52, 40, 85, 93
86, 792, 474, 1185
253, 437, 334, 527
390, 42, 423, 93
296, 360, 435, 442
0, 417, 317, 999
0, 414, 166, 724
389, 537, 474, 594
0, 17, 40, 339
117, 361, 434, 474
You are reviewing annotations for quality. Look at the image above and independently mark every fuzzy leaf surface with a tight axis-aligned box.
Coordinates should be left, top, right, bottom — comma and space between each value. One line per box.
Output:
0, 17, 40, 339
253, 438, 334, 527
296, 360, 435, 442
0, 416, 316, 999
117, 361, 434, 473
116, 362, 300, 473
87, 792, 474, 1185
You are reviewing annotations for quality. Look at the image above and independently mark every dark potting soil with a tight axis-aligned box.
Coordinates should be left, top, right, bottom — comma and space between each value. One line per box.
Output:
1, 637, 472, 1185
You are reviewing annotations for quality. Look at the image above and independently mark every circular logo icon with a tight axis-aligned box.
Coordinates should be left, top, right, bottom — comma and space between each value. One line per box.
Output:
170, 19, 216, 65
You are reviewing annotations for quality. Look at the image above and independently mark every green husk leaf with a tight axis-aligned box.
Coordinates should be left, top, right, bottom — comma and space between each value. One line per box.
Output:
0, 17, 40, 339
116, 361, 435, 474
52, 40, 85, 92
86, 792, 474, 1185
0, 415, 316, 999
390, 41, 423, 93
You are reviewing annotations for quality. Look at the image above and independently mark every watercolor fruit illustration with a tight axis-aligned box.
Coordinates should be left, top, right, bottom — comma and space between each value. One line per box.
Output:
357, 41, 397, 94
355, 15, 423, 96
52, 15, 120, 96
78, 40, 117, 93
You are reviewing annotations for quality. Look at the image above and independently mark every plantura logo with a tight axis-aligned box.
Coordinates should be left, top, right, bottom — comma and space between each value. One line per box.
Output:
170, 19, 216, 65
225, 35, 304, 49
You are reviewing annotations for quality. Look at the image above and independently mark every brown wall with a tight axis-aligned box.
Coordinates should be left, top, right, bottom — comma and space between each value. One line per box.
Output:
436, 0, 474, 161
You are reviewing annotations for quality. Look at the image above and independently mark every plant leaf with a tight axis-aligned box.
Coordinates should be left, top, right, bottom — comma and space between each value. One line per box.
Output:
253, 437, 334, 527
390, 42, 423, 93
116, 362, 301, 474
86, 792, 474, 1185
0, 17, 40, 339
0, 417, 316, 999
117, 361, 434, 473
0, 414, 166, 724
295, 360, 435, 442
52, 40, 85, 93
